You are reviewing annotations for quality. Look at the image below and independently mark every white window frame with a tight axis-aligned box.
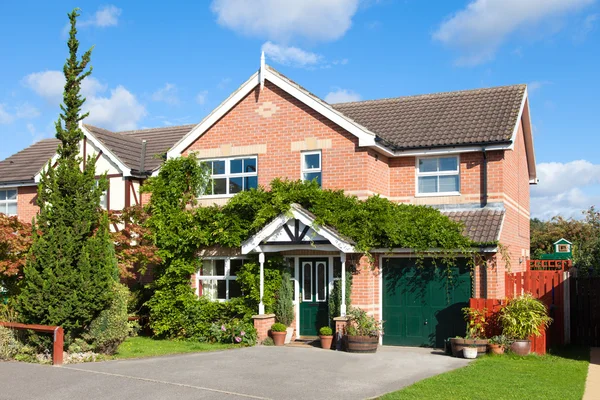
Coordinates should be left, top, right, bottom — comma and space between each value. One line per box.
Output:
301, 150, 322, 186
315, 261, 327, 302
415, 155, 460, 197
0, 188, 18, 216
201, 156, 258, 198
197, 257, 246, 302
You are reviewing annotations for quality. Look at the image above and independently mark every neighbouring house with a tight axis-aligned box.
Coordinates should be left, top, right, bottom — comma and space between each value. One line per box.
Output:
0, 56, 536, 347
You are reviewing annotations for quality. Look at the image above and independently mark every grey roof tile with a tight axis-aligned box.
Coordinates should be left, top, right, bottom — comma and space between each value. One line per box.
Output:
443, 208, 505, 244
0, 139, 59, 184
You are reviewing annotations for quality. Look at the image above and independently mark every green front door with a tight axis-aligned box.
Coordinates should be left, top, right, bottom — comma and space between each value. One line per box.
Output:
382, 258, 471, 348
299, 258, 329, 336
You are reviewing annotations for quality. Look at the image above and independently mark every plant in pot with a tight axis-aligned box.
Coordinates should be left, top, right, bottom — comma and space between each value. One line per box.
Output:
345, 307, 383, 353
450, 307, 488, 357
319, 326, 333, 350
275, 271, 295, 344
270, 323, 287, 346
463, 343, 478, 359
488, 335, 511, 355
499, 293, 552, 356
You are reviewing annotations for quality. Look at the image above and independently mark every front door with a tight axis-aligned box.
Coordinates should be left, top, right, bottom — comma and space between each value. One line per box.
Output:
299, 259, 329, 336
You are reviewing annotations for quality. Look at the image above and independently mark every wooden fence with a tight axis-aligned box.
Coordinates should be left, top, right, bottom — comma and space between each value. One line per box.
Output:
570, 276, 600, 346
0, 321, 64, 365
528, 259, 572, 271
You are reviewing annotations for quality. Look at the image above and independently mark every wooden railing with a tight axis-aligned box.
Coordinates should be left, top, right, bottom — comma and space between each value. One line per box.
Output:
0, 321, 64, 365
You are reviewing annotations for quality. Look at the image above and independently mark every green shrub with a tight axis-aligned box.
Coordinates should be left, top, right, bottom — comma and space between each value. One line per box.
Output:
275, 271, 294, 326
0, 326, 21, 360
319, 326, 333, 336
499, 293, 552, 340
329, 270, 352, 320
236, 256, 286, 314
83, 283, 131, 355
271, 322, 287, 332
208, 319, 257, 346
14, 344, 36, 363
346, 307, 383, 337
262, 337, 274, 346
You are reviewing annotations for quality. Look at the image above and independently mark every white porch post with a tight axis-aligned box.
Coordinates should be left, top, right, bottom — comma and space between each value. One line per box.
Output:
259, 252, 265, 315
340, 252, 347, 317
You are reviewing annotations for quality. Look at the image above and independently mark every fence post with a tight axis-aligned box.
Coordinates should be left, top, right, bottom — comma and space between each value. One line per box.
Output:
53, 327, 63, 366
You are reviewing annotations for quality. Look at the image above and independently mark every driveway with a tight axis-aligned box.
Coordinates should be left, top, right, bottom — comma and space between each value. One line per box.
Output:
0, 346, 469, 399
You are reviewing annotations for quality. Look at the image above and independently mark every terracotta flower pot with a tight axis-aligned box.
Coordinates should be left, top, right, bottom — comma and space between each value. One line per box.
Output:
510, 340, 531, 356
320, 335, 333, 350
488, 344, 505, 355
346, 335, 378, 353
271, 331, 286, 346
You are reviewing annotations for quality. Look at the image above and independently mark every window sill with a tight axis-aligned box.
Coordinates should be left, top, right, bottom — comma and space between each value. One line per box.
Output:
198, 194, 236, 200
415, 192, 461, 198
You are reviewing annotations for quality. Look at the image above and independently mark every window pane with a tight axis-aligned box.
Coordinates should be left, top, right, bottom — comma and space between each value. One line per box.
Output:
7, 190, 16, 200
333, 257, 342, 279
303, 172, 321, 187
419, 158, 437, 173
202, 261, 215, 276
317, 262, 326, 301
229, 177, 243, 194
212, 160, 225, 175
213, 178, 227, 195
6, 203, 17, 216
418, 176, 438, 193
215, 260, 225, 276
230, 159, 242, 174
217, 280, 226, 300
439, 175, 459, 192
243, 158, 257, 173
244, 176, 258, 190
229, 280, 242, 298
0, 191, 5, 201
439, 157, 458, 172
202, 280, 217, 300
303, 262, 312, 301
230, 259, 244, 276
304, 153, 320, 170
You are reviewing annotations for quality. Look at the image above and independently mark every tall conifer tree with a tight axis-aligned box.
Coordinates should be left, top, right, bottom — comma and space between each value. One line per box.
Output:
18, 9, 118, 341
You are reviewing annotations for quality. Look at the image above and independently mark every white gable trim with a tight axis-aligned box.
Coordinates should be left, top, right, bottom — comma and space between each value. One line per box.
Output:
241, 204, 355, 254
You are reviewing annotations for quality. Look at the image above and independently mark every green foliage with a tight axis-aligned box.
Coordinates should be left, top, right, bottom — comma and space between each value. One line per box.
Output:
17, 10, 118, 344
346, 307, 383, 337
0, 326, 21, 360
319, 326, 333, 336
271, 322, 287, 332
208, 320, 257, 346
274, 271, 294, 326
489, 335, 512, 346
329, 271, 352, 320
462, 307, 487, 339
83, 283, 131, 355
235, 256, 287, 314
261, 337, 275, 346
14, 344, 36, 363
499, 294, 552, 340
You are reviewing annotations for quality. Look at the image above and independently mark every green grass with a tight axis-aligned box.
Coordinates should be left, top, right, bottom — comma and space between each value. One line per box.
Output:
380, 346, 590, 400
112, 336, 239, 360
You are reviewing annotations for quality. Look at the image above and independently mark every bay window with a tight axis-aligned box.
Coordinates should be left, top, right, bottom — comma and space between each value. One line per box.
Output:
417, 156, 460, 195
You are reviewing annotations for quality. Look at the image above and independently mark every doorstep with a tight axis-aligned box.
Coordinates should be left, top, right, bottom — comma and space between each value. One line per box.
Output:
287, 337, 319, 348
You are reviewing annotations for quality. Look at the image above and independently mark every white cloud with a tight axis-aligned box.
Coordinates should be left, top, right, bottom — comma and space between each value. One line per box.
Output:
531, 160, 600, 219
151, 83, 179, 105
211, 0, 360, 42
81, 5, 122, 28
0, 105, 13, 124
262, 42, 321, 67
574, 13, 599, 41
324, 89, 361, 104
433, 0, 594, 65
24, 70, 146, 131
196, 90, 208, 105
528, 80, 553, 93
0, 103, 40, 125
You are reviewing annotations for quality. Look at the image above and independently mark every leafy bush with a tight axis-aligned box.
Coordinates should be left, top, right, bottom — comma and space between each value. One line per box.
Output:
14, 345, 36, 363
275, 271, 294, 326
462, 307, 487, 339
83, 283, 131, 355
262, 337, 274, 346
236, 256, 286, 315
499, 294, 552, 340
208, 319, 257, 346
319, 326, 333, 336
346, 307, 383, 337
489, 335, 512, 346
0, 326, 21, 360
271, 322, 287, 332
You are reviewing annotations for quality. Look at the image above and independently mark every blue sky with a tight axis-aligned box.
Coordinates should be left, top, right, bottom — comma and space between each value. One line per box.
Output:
1, 0, 599, 219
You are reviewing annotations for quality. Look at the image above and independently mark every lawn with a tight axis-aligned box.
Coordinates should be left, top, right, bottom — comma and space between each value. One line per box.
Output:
380, 347, 590, 400
113, 336, 239, 359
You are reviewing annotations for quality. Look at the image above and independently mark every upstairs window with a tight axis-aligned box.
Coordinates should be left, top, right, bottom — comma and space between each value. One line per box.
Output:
302, 151, 321, 187
0, 189, 17, 216
417, 156, 460, 195
204, 157, 258, 196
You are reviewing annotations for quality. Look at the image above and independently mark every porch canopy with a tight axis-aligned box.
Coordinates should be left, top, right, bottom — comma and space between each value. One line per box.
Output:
241, 203, 356, 316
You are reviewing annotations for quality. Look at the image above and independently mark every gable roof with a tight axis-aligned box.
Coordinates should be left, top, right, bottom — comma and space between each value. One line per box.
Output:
331, 85, 526, 150
0, 139, 59, 185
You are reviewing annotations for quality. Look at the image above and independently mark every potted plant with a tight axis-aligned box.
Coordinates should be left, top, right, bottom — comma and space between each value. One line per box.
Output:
270, 323, 287, 346
488, 335, 511, 355
345, 307, 383, 353
450, 307, 488, 357
275, 272, 295, 344
463, 344, 478, 359
319, 326, 333, 350
499, 293, 552, 356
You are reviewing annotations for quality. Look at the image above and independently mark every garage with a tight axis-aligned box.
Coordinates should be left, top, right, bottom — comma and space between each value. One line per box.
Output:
382, 257, 471, 348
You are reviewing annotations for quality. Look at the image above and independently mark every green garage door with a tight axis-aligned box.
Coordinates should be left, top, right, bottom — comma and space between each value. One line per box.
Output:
382, 258, 471, 348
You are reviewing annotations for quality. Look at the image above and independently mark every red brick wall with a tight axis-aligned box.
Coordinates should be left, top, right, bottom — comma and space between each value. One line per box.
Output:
349, 254, 381, 320
17, 186, 38, 223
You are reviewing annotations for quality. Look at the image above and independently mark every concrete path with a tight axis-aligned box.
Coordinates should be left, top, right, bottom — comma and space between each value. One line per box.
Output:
583, 347, 600, 400
0, 346, 470, 400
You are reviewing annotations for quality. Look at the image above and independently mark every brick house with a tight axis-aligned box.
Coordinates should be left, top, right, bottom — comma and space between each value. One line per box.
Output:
0, 58, 536, 347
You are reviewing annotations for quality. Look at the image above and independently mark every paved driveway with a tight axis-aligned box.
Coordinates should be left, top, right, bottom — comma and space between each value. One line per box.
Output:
0, 346, 469, 399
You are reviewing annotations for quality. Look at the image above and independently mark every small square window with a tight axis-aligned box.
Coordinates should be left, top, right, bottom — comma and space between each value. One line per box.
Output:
417, 156, 460, 195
